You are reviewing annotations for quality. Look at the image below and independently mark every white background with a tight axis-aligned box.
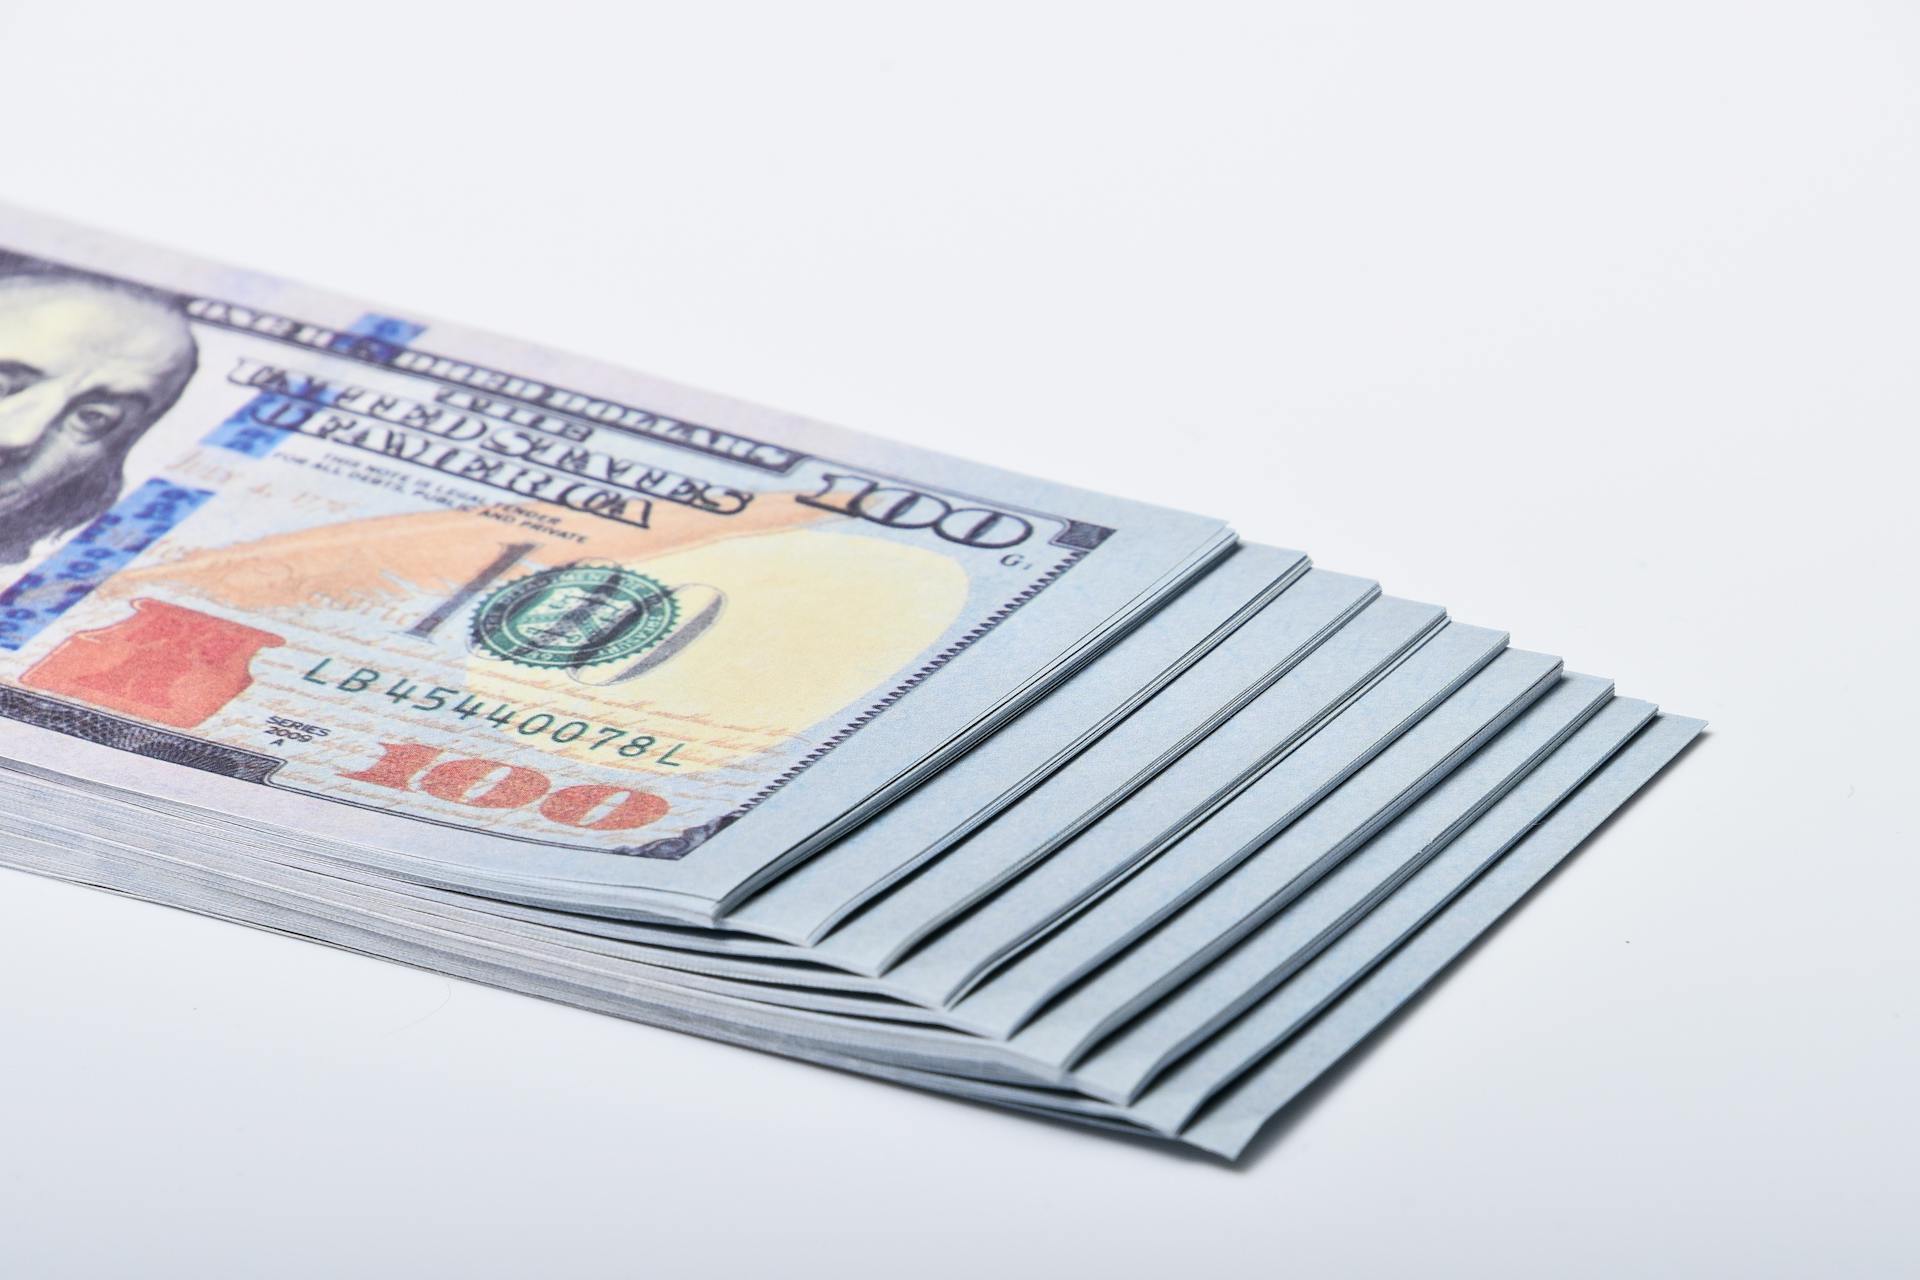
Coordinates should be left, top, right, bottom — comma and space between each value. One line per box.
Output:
1, 3, 1914, 1275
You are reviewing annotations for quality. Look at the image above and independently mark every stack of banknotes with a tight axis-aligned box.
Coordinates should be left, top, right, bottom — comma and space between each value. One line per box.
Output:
0, 206, 1700, 1160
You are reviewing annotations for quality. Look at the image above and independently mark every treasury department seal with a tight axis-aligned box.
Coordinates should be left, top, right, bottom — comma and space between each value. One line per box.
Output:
472, 564, 679, 669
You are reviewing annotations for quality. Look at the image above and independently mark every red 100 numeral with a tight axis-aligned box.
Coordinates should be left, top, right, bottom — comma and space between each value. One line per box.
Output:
342, 742, 669, 831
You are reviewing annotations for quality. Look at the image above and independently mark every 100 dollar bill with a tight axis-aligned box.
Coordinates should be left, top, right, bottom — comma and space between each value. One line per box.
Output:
0, 206, 1229, 913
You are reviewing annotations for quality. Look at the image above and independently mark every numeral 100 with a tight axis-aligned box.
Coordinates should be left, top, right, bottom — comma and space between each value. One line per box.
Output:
800, 472, 1034, 548
342, 742, 669, 831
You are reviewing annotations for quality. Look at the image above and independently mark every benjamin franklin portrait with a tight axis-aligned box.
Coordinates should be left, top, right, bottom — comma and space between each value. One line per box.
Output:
0, 262, 198, 564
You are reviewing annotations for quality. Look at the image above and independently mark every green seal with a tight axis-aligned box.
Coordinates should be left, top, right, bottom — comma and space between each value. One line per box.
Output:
472, 564, 679, 669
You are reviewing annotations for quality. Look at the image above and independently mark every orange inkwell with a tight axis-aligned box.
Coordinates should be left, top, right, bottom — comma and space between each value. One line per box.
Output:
22, 599, 285, 728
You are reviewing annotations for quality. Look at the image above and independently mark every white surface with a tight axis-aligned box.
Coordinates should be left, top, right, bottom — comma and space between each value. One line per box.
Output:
1, 2, 1913, 1275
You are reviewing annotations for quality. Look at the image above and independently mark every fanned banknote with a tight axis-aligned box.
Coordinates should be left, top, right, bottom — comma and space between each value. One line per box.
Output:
0, 205, 1702, 1159
0, 204, 1232, 921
